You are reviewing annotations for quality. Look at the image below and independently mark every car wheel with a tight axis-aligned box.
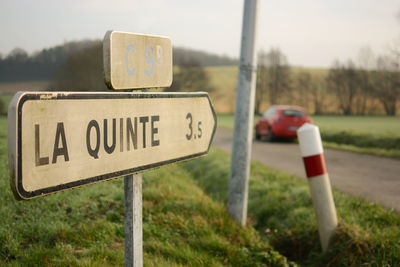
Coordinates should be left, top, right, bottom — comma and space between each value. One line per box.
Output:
265, 127, 274, 142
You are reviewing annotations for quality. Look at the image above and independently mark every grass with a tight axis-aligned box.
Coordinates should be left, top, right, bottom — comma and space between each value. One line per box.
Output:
216, 113, 400, 159
217, 113, 400, 137
312, 115, 400, 137
0, 116, 293, 266
321, 142, 400, 159
2, 75, 399, 265
217, 113, 261, 130
182, 149, 400, 266
1, 110, 399, 265
313, 115, 400, 158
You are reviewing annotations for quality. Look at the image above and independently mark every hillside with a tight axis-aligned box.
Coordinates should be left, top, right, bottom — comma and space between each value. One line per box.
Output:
0, 40, 99, 82
0, 40, 238, 83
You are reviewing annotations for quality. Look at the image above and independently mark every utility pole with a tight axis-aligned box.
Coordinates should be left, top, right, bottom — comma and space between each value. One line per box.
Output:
228, 0, 260, 226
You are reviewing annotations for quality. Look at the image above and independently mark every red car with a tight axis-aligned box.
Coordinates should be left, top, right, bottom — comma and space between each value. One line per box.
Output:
255, 105, 313, 141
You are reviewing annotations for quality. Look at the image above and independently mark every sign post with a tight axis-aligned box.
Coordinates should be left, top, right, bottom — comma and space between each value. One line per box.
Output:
124, 173, 143, 267
103, 31, 174, 267
7, 31, 217, 267
228, 0, 260, 226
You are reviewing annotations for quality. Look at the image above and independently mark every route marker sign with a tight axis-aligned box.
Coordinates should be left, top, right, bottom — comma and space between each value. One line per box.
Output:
103, 31, 173, 90
8, 91, 216, 200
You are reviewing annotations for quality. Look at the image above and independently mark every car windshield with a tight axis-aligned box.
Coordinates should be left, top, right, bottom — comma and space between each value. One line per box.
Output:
263, 108, 276, 117
282, 109, 305, 117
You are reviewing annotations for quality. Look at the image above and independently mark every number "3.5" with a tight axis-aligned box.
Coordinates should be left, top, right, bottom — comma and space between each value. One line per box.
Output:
186, 113, 202, 140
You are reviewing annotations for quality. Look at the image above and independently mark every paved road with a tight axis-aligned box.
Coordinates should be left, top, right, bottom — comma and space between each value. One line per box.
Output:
212, 127, 400, 213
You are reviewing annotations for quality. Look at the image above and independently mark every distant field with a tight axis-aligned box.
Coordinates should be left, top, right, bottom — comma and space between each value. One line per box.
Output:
0, 81, 50, 114
205, 65, 333, 114
217, 114, 400, 137
217, 114, 260, 130
291, 66, 329, 77
0, 80, 50, 93
312, 115, 400, 137
205, 65, 392, 116
206, 66, 238, 113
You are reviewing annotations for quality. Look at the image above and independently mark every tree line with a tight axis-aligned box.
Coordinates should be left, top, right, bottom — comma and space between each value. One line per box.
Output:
2, 39, 398, 116
47, 41, 217, 93
0, 40, 220, 94
256, 45, 400, 116
0, 40, 99, 82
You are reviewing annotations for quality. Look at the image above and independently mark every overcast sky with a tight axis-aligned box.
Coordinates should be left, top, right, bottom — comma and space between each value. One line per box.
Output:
0, 0, 399, 67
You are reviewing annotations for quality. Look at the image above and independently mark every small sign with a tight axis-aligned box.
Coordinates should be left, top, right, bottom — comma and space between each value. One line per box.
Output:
103, 31, 173, 90
8, 91, 216, 199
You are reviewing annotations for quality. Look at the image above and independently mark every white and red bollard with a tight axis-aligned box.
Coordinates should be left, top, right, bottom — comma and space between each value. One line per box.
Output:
297, 123, 338, 253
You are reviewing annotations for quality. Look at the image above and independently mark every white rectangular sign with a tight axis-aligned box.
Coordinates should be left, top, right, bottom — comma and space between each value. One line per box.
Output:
103, 31, 173, 90
8, 92, 216, 199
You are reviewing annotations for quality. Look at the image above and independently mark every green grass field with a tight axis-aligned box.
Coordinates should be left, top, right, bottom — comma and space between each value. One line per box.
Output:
313, 115, 400, 158
183, 149, 400, 266
312, 115, 400, 137
1, 112, 399, 266
1, 73, 400, 264
0, 116, 292, 266
218, 112, 400, 138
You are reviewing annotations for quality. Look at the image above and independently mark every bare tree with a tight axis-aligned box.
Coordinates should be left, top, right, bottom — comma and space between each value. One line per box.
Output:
255, 50, 268, 114
256, 48, 291, 106
355, 47, 376, 115
6, 48, 29, 62
49, 41, 108, 91
372, 55, 400, 115
327, 60, 360, 115
295, 70, 312, 111
165, 58, 214, 93
311, 75, 327, 115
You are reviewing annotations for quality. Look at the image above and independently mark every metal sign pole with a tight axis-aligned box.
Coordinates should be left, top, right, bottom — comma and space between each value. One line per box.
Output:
125, 88, 146, 267
124, 173, 143, 267
228, 0, 260, 226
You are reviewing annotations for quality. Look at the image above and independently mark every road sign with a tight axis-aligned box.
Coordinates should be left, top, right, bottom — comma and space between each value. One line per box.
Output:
8, 91, 216, 200
103, 31, 173, 90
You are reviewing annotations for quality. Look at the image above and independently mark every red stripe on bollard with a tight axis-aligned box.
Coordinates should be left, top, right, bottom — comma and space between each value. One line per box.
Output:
303, 154, 327, 178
